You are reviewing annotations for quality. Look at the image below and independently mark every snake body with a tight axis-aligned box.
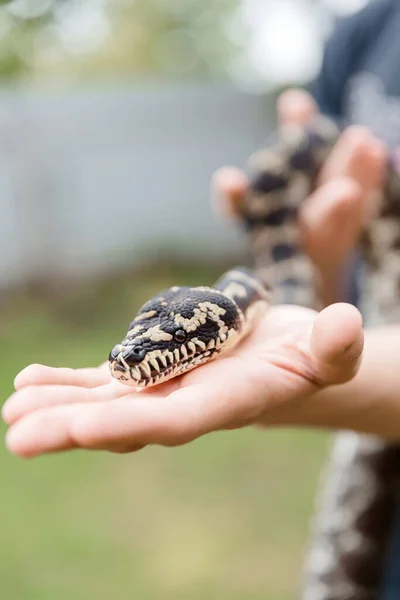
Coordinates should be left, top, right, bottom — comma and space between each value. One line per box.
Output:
241, 117, 400, 600
109, 115, 400, 598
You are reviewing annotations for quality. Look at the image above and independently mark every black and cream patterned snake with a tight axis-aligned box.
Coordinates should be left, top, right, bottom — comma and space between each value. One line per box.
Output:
109, 114, 400, 599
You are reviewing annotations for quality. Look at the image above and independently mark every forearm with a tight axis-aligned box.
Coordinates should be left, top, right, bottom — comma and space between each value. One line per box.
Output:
267, 325, 400, 439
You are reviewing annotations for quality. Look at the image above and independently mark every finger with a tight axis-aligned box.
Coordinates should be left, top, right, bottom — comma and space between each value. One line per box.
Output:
14, 363, 110, 391
4, 364, 267, 458
318, 126, 387, 197
4, 387, 211, 457
301, 177, 363, 236
210, 91, 318, 222
277, 89, 318, 126
110, 443, 146, 454
310, 303, 364, 385
300, 177, 364, 267
2, 381, 133, 425
300, 128, 387, 271
210, 166, 248, 220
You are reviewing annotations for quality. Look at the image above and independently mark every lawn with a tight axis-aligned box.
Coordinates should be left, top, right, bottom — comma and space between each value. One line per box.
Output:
0, 262, 332, 600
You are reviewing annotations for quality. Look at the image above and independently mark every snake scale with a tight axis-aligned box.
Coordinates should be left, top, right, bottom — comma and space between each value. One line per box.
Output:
108, 114, 400, 599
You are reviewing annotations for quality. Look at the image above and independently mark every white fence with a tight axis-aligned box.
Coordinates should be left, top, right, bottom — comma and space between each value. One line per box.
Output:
0, 83, 274, 287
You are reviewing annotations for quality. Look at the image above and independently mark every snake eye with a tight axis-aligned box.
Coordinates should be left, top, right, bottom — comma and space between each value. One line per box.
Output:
123, 345, 147, 363
174, 329, 186, 343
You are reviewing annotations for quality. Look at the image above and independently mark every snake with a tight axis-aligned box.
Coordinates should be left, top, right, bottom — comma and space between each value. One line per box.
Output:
108, 267, 271, 388
108, 114, 400, 599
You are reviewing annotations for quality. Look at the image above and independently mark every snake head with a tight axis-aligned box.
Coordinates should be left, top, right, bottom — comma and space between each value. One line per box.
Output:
108, 285, 244, 387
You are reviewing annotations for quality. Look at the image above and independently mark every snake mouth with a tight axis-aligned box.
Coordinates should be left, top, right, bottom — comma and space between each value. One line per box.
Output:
109, 340, 222, 388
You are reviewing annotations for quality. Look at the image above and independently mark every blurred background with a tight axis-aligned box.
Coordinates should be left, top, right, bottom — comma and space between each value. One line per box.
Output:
0, 1, 368, 599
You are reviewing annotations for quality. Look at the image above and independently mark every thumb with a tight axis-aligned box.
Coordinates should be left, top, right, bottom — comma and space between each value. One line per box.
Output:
310, 303, 364, 385
210, 166, 248, 220
277, 88, 318, 126
299, 177, 364, 270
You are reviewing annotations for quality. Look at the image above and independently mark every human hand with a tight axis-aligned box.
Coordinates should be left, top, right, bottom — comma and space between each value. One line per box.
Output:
211, 89, 387, 280
2, 302, 363, 458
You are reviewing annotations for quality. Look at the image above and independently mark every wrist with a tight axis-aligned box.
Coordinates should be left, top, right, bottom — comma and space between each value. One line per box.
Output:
314, 257, 357, 307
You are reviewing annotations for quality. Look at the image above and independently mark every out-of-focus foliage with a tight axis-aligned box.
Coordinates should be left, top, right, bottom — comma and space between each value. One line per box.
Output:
0, 0, 245, 83
85, 0, 244, 79
0, 1, 366, 85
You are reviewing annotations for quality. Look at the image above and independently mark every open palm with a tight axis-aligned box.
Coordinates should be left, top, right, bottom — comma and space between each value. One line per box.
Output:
2, 302, 363, 458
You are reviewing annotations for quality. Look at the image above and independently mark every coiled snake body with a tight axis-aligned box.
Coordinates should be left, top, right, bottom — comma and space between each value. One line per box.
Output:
109, 115, 400, 599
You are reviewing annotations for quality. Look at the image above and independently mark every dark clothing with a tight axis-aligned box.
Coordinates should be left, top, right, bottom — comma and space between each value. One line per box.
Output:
313, 0, 400, 306
315, 0, 400, 148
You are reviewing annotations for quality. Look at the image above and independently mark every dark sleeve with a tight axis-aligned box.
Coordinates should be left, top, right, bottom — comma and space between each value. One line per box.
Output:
312, 0, 393, 122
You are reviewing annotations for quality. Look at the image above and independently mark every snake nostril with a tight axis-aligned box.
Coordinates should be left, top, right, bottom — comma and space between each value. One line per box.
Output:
123, 345, 147, 363
109, 344, 121, 362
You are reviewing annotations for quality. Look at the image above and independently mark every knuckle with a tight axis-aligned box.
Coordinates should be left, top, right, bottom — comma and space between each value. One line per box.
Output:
340, 125, 374, 152
23, 363, 46, 379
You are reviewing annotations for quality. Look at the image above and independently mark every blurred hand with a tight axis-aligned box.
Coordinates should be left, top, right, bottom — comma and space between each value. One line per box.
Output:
211, 88, 387, 280
3, 302, 363, 458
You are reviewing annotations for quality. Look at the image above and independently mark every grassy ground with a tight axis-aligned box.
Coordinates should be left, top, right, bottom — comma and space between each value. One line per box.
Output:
0, 262, 332, 600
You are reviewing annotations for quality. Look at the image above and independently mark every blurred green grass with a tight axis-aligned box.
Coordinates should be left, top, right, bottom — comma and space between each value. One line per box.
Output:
0, 262, 331, 600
